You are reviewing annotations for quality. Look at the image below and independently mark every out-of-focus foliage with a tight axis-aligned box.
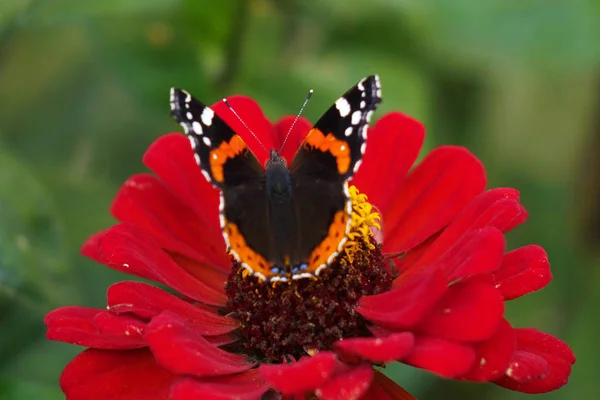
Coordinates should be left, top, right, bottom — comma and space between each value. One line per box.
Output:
1, 0, 599, 398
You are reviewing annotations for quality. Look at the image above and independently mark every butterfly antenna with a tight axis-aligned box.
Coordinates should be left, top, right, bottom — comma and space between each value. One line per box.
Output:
279, 89, 313, 153
222, 99, 269, 155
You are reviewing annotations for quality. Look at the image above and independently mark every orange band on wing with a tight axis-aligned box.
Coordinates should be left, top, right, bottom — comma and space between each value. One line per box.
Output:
307, 210, 349, 272
224, 221, 271, 279
304, 129, 351, 174
209, 135, 247, 182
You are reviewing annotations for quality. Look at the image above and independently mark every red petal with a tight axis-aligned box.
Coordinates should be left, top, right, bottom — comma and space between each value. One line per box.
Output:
461, 318, 516, 381
352, 112, 425, 214
107, 281, 238, 336
399, 188, 527, 273
494, 353, 573, 394
402, 336, 476, 378
503, 350, 550, 383
60, 348, 175, 400
169, 252, 230, 297
514, 328, 575, 364
334, 332, 414, 363
438, 227, 506, 283
383, 146, 487, 254
45, 306, 145, 349
493, 329, 574, 393
315, 363, 373, 400
212, 95, 276, 166
493, 245, 552, 300
146, 312, 254, 377
356, 266, 447, 329
364, 371, 416, 400
111, 173, 229, 270
274, 116, 313, 164
143, 133, 221, 237
82, 224, 227, 306
171, 370, 270, 400
417, 278, 504, 342
259, 352, 337, 395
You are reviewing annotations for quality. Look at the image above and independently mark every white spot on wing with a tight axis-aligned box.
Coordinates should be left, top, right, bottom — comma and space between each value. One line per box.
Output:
360, 100, 366, 108
179, 122, 189, 134
351, 110, 362, 125
192, 121, 203, 135
186, 112, 193, 120
201, 107, 215, 126
353, 159, 363, 173
357, 78, 366, 91
366, 110, 374, 122
344, 127, 353, 137
188, 136, 196, 149
360, 142, 367, 155
335, 97, 351, 117
202, 136, 212, 146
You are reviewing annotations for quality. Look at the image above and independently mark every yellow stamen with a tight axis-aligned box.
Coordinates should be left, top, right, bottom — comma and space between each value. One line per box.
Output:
344, 185, 381, 258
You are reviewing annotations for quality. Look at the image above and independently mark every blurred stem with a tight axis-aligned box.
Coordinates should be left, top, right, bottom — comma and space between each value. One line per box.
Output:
216, 0, 249, 90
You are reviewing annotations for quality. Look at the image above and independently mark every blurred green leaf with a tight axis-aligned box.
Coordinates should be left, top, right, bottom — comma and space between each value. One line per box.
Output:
0, 377, 63, 400
0, 148, 70, 309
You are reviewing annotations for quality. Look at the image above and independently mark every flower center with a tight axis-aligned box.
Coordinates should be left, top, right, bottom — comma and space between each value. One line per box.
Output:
224, 186, 392, 362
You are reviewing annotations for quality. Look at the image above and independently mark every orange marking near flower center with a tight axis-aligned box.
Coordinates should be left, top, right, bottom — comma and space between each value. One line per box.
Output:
308, 210, 349, 272
304, 129, 351, 174
224, 221, 271, 279
210, 135, 247, 182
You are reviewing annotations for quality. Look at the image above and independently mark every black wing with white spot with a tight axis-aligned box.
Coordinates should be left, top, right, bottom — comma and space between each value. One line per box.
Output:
289, 75, 382, 180
170, 88, 264, 188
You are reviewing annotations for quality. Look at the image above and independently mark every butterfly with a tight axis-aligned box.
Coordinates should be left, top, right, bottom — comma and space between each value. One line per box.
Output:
170, 75, 381, 282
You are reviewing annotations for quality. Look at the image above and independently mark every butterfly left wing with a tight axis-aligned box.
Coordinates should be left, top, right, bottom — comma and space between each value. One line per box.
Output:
171, 88, 275, 280
287, 75, 382, 276
170, 88, 264, 188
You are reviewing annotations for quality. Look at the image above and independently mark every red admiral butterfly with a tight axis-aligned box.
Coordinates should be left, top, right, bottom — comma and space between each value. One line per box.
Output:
170, 75, 382, 282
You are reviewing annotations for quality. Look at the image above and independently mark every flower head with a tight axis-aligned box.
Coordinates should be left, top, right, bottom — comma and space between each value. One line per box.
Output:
45, 93, 574, 399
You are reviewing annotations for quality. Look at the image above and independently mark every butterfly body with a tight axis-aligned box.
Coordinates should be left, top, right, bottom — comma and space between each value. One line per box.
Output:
170, 76, 382, 281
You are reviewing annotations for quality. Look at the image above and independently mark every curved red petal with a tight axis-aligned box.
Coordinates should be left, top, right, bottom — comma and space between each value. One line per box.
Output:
60, 348, 175, 400
494, 353, 573, 394
383, 146, 487, 255
211, 95, 276, 166
82, 223, 227, 306
492, 328, 575, 393
438, 227, 506, 283
274, 115, 313, 164
357, 266, 447, 329
514, 328, 575, 364
502, 350, 550, 383
402, 336, 476, 378
493, 245, 552, 300
146, 311, 254, 377
259, 352, 337, 395
142, 133, 221, 237
111, 173, 229, 270
461, 318, 516, 381
45, 306, 145, 349
398, 188, 527, 273
171, 371, 270, 400
315, 363, 374, 400
334, 332, 415, 363
417, 278, 504, 342
107, 281, 238, 336
364, 371, 417, 400
352, 112, 425, 214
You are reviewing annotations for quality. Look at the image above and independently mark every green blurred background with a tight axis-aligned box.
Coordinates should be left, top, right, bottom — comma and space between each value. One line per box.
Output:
1, 0, 599, 399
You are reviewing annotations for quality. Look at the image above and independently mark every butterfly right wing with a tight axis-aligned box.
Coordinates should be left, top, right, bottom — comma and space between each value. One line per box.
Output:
170, 88, 275, 280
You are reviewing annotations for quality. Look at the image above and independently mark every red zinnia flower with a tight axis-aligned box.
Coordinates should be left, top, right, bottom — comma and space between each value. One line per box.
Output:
45, 94, 575, 399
